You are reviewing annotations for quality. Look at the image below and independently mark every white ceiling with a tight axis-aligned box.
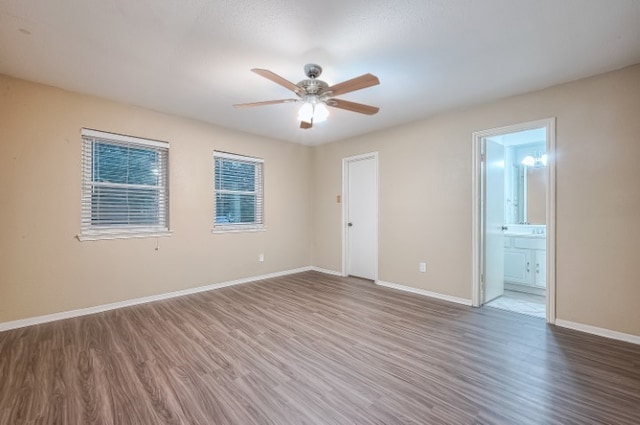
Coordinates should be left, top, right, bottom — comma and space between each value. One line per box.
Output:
1, 0, 639, 145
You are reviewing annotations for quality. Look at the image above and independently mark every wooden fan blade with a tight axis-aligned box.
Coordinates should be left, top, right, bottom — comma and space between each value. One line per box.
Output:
300, 120, 313, 129
252, 69, 301, 94
325, 73, 379, 96
233, 99, 298, 108
328, 99, 379, 115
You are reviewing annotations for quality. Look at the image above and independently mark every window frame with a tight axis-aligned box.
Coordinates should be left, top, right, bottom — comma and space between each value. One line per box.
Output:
212, 151, 265, 233
78, 128, 171, 241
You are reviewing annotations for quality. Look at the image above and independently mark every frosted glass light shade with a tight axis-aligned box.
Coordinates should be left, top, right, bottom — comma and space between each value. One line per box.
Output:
297, 103, 313, 122
298, 101, 330, 124
521, 155, 535, 167
521, 153, 548, 168
313, 103, 329, 123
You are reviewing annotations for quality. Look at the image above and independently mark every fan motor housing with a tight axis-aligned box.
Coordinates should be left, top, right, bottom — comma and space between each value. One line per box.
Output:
297, 79, 329, 95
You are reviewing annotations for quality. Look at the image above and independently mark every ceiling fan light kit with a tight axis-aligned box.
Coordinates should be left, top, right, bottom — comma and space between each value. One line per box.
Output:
297, 97, 329, 123
233, 63, 380, 129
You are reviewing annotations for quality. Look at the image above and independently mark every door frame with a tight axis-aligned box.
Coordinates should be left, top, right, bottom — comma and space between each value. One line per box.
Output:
471, 118, 556, 323
342, 152, 379, 280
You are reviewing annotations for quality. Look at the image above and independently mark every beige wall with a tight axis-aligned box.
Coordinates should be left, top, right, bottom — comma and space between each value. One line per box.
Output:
312, 64, 640, 337
2, 64, 640, 338
0, 75, 312, 323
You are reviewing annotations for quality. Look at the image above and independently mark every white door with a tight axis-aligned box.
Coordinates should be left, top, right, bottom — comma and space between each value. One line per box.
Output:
345, 156, 377, 280
484, 140, 505, 303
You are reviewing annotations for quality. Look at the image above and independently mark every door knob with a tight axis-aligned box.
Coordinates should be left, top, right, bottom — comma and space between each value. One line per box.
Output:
501, 225, 508, 231
347, 222, 353, 227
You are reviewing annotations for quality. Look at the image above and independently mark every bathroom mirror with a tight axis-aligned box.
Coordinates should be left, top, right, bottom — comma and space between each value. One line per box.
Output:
515, 164, 546, 224
504, 141, 547, 225
488, 128, 547, 226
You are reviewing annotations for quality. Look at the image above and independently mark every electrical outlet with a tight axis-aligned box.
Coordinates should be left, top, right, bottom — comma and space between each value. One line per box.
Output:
419, 262, 427, 273
259, 253, 264, 262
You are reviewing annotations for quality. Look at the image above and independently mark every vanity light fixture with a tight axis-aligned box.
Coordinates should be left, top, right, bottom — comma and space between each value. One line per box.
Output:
521, 152, 547, 168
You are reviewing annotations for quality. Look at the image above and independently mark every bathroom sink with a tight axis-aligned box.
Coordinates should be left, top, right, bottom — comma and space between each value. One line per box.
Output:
502, 225, 546, 237
504, 232, 545, 238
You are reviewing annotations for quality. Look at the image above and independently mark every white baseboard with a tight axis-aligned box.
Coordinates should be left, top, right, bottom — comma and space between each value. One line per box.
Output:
309, 267, 344, 276
376, 280, 472, 306
555, 319, 640, 346
7, 269, 638, 347
0, 266, 313, 332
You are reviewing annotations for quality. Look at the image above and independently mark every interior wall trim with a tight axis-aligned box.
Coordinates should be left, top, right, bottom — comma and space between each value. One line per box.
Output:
0, 267, 314, 332
309, 267, 344, 276
376, 280, 473, 306
555, 319, 640, 346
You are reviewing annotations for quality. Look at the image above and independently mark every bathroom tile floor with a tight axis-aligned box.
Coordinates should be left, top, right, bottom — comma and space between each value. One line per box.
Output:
485, 289, 546, 319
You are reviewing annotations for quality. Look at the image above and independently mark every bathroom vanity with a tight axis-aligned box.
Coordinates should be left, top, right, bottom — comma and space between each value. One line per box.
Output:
504, 226, 547, 290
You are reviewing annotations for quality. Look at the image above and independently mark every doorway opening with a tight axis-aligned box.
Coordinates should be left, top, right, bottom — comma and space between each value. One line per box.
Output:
342, 152, 378, 281
472, 119, 556, 323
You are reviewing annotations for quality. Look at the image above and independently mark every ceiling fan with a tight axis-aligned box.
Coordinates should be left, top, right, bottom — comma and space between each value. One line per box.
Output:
233, 64, 380, 129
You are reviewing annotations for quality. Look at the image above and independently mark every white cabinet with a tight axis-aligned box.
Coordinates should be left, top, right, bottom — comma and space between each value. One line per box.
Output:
504, 248, 531, 284
503, 236, 546, 288
535, 249, 546, 287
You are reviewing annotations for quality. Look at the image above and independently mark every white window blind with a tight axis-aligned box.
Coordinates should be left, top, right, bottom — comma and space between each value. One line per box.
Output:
214, 151, 264, 232
79, 129, 170, 241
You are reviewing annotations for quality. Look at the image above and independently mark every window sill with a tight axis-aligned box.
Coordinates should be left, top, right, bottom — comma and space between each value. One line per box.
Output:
211, 226, 266, 234
77, 229, 172, 241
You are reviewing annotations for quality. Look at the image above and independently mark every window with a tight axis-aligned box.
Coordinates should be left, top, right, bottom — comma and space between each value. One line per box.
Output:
213, 151, 264, 232
79, 128, 170, 241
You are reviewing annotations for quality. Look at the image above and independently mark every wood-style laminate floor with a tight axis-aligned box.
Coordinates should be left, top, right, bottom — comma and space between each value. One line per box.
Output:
1, 271, 639, 424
